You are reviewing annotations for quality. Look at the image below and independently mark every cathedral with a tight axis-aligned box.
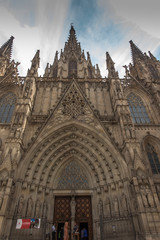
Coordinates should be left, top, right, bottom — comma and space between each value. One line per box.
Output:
0, 25, 160, 240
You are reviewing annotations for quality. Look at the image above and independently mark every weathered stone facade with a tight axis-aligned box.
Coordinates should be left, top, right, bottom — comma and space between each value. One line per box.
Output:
0, 26, 160, 239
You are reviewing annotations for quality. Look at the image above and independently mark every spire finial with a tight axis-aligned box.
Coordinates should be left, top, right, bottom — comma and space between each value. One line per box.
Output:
27, 50, 40, 77
129, 40, 145, 65
106, 52, 118, 78
0, 36, 14, 61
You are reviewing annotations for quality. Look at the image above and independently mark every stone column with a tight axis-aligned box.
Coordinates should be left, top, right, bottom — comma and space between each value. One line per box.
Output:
98, 199, 104, 240
70, 196, 76, 235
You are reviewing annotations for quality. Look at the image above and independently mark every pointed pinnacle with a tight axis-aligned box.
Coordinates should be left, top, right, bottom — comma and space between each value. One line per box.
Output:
106, 52, 115, 67
148, 51, 157, 61
129, 40, 145, 65
31, 50, 40, 66
0, 36, 14, 61
53, 51, 58, 64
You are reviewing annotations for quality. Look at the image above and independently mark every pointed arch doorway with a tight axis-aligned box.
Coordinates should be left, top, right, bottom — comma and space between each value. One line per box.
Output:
53, 196, 93, 240
53, 161, 93, 240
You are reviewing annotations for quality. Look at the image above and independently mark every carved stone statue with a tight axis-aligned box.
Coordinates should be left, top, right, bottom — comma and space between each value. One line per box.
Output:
70, 196, 76, 218
114, 81, 122, 99
125, 125, 132, 139
35, 199, 41, 217
42, 201, 47, 218
104, 197, 111, 218
146, 185, 155, 208
17, 196, 24, 215
123, 65, 129, 78
140, 185, 148, 208
121, 194, 128, 216
27, 198, 33, 217
98, 199, 103, 217
114, 197, 119, 215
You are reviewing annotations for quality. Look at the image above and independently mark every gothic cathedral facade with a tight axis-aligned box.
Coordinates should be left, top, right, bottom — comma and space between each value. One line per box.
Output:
0, 26, 160, 240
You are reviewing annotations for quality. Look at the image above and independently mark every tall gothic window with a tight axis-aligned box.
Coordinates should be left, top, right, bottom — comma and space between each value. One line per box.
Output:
68, 59, 77, 78
127, 93, 150, 124
0, 93, 16, 123
88, 66, 93, 78
146, 143, 160, 174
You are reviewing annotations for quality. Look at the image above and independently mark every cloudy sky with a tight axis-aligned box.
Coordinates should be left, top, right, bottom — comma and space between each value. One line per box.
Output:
0, 0, 160, 77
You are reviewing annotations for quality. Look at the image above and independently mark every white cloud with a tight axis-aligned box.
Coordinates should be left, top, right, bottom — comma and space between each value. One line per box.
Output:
0, 0, 70, 76
110, 0, 160, 40
0, 0, 159, 79
84, 0, 160, 77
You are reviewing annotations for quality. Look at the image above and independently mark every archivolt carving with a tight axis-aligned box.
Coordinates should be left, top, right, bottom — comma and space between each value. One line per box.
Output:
21, 124, 127, 190
39, 149, 100, 187
30, 138, 120, 186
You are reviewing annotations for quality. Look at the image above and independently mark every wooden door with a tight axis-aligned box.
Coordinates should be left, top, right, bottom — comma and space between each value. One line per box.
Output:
54, 196, 93, 240
75, 196, 93, 240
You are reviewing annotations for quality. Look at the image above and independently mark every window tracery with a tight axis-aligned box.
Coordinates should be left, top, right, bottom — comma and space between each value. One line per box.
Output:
68, 59, 77, 78
57, 161, 89, 189
146, 143, 160, 174
0, 93, 16, 123
127, 93, 150, 124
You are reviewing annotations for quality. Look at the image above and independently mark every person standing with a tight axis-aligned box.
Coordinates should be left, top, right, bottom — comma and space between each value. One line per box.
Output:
52, 223, 56, 240
73, 222, 79, 240
81, 227, 88, 240
64, 221, 69, 240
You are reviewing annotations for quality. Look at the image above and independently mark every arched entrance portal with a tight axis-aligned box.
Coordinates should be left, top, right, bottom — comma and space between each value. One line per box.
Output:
53, 161, 93, 240
54, 196, 92, 240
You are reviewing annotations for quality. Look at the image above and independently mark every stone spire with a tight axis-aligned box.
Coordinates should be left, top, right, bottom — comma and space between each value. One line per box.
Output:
27, 50, 40, 77
129, 40, 145, 65
106, 52, 118, 78
0, 36, 14, 61
43, 63, 50, 77
0, 36, 20, 79
53, 51, 58, 65
63, 25, 81, 56
49, 51, 58, 77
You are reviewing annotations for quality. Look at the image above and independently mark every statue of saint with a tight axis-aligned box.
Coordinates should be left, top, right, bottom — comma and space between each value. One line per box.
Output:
104, 197, 111, 218
27, 198, 33, 217
35, 199, 41, 217
114, 197, 119, 215
70, 196, 76, 218
17, 196, 24, 215
121, 194, 128, 216
146, 185, 155, 208
140, 185, 148, 208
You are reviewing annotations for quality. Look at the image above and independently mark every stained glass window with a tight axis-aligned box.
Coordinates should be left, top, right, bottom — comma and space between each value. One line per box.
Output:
0, 93, 16, 123
146, 143, 160, 174
127, 93, 150, 124
57, 161, 89, 189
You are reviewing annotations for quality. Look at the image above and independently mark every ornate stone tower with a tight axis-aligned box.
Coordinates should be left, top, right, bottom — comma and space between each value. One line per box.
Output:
0, 26, 160, 240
